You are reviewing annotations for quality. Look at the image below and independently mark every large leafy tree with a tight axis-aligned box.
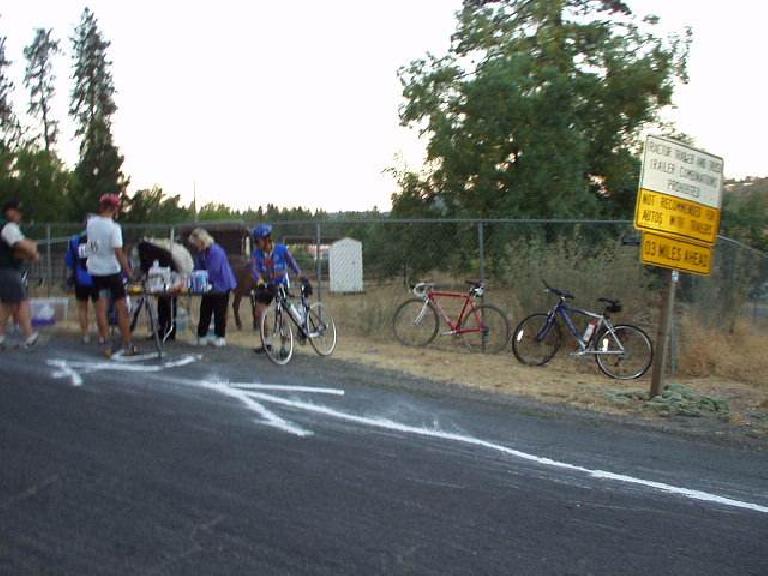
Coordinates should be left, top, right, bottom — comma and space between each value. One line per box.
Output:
396, 0, 691, 218
69, 8, 126, 219
9, 148, 71, 222
24, 28, 60, 152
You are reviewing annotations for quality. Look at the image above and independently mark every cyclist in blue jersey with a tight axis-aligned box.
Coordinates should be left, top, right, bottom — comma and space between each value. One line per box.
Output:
65, 230, 100, 343
250, 223, 303, 352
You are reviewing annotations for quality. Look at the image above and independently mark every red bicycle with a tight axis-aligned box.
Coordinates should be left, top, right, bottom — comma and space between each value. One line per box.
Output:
392, 281, 510, 353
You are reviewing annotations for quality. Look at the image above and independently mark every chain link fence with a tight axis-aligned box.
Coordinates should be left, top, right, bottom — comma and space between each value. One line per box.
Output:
24, 218, 768, 377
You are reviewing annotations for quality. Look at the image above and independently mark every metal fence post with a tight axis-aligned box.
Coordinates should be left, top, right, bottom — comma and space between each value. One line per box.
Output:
46, 224, 52, 297
315, 222, 322, 302
477, 221, 485, 285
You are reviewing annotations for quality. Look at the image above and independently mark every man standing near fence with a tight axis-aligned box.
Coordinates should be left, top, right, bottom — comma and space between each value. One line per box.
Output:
0, 199, 40, 348
86, 194, 138, 357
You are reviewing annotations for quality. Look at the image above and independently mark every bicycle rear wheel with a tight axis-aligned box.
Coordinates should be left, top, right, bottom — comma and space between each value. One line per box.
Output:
392, 298, 439, 347
260, 303, 293, 365
595, 324, 652, 380
511, 313, 561, 366
459, 304, 510, 353
307, 302, 337, 356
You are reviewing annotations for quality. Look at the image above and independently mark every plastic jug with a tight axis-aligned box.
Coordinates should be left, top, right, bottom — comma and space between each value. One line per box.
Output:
147, 260, 171, 293
176, 305, 189, 333
190, 270, 209, 293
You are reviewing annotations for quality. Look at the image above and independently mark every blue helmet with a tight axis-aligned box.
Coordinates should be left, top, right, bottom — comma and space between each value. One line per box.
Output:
252, 223, 272, 239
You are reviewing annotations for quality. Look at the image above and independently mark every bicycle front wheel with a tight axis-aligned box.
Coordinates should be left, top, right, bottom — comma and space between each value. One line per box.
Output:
511, 313, 561, 366
392, 298, 439, 347
307, 302, 337, 356
260, 303, 294, 365
595, 324, 653, 380
459, 304, 510, 353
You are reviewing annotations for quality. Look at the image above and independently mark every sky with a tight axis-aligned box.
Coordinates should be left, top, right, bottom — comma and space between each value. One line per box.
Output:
2, 0, 767, 212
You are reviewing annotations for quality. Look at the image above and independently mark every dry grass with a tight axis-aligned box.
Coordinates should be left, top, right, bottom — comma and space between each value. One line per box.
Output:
676, 317, 768, 387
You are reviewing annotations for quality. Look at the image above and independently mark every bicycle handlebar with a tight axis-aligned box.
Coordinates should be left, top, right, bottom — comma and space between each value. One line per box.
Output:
411, 281, 485, 297
412, 282, 434, 297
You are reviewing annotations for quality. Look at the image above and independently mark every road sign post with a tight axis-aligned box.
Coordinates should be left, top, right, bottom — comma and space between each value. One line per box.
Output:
634, 136, 723, 397
650, 270, 678, 398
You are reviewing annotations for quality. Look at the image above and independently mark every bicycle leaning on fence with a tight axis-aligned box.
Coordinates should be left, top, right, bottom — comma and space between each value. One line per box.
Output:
511, 281, 653, 380
256, 276, 337, 366
392, 280, 510, 353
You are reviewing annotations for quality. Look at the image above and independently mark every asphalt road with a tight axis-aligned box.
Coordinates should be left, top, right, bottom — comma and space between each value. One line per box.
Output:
1, 336, 766, 575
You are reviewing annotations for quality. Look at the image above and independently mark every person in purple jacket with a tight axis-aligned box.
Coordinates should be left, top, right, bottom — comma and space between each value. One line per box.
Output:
188, 228, 237, 347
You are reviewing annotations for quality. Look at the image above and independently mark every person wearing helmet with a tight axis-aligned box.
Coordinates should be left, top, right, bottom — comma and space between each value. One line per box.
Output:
0, 199, 40, 349
250, 223, 303, 352
86, 193, 138, 357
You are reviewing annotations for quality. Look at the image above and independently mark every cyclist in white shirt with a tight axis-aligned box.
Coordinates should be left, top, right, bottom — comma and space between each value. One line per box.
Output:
86, 193, 138, 357
0, 199, 40, 348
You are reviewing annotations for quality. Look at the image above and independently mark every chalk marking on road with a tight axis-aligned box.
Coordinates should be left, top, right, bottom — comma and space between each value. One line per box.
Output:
48, 355, 199, 387
46, 361, 768, 515
197, 378, 312, 437
232, 383, 345, 396
0, 474, 60, 511
110, 350, 162, 362
238, 390, 768, 515
49, 360, 84, 387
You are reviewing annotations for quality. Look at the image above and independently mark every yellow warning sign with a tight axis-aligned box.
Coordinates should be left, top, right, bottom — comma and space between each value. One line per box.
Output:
634, 189, 720, 245
641, 232, 713, 276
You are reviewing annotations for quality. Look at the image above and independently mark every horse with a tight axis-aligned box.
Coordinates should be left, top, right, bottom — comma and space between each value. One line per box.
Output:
230, 256, 258, 331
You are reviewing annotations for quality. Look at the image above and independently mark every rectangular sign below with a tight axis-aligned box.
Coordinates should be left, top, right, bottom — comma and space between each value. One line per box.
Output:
641, 233, 713, 276
640, 136, 724, 209
635, 188, 720, 245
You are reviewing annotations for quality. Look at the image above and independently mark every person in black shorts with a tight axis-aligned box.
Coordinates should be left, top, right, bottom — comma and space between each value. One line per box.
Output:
0, 199, 40, 348
65, 230, 100, 343
86, 194, 137, 357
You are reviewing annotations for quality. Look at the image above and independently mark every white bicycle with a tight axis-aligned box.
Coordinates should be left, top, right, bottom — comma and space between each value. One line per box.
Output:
258, 277, 337, 366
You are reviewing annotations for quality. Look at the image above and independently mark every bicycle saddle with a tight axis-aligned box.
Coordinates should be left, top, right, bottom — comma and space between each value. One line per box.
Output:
543, 280, 573, 299
598, 297, 622, 313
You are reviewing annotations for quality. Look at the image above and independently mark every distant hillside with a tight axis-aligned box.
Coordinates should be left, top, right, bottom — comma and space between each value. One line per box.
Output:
724, 176, 768, 196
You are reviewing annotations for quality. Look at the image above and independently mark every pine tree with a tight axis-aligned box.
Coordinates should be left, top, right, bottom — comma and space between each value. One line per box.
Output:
0, 23, 16, 151
69, 8, 126, 219
24, 28, 60, 152
69, 8, 116, 144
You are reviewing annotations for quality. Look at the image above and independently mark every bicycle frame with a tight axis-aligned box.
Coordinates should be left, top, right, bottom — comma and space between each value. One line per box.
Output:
412, 286, 486, 337
272, 283, 322, 338
539, 300, 626, 356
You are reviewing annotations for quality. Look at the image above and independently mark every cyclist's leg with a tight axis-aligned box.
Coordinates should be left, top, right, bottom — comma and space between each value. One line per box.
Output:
253, 286, 275, 352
